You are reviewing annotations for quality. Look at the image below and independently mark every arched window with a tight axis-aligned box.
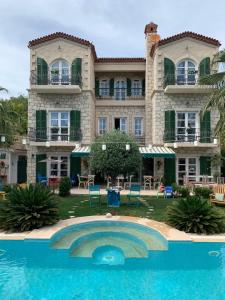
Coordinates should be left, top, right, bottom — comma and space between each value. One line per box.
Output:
50, 59, 69, 85
177, 60, 196, 85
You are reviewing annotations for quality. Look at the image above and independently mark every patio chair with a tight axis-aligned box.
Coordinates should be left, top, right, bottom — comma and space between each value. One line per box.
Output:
153, 176, 161, 189
89, 185, 101, 207
127, 184, 141, 207
143, 176, 152, 190
70, 175, 77, 187
37, 174, 48, 186
106, 176, 112, 188
210, 184, 225, 205
124, 175, 134, 190
164, 186, 173, 198
77, 175, 87, 189
87, 175, 95, 188
157, 183, 165, 198
217, 177, 225, 184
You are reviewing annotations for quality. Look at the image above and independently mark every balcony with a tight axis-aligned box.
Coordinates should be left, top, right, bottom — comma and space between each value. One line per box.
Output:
163, 73, 213, 94
163, 129, 218, 148
30, 71, 82, 94
28, 128, 82, 146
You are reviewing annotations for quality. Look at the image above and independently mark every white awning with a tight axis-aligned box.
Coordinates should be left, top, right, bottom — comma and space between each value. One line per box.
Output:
139, 146, 175, 158
72, 146, 175, 158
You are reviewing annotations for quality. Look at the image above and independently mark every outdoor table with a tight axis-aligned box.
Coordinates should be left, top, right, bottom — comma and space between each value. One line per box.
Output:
79, 175, 89, 187
107, 188, 120, 207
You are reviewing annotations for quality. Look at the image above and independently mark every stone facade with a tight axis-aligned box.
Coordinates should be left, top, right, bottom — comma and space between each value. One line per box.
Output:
26, 24, 221, 184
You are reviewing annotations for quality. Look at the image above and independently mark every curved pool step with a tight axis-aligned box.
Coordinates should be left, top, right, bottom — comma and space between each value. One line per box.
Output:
70, 231, 148, 258
52, 222, 167, 251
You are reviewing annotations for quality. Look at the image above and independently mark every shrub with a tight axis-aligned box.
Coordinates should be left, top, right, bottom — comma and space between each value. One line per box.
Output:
194, 187, 212, 199
177, 186, 190, 198
59, 177, 72, 197
166, 197, 225, 234
0, 184, 59, 232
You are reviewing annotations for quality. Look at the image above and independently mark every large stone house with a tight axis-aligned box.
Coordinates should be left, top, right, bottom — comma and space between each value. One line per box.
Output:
26, 22, 221, 185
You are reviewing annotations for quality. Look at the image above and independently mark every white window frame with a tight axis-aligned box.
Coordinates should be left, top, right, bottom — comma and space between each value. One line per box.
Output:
114, 117, 127, 133
50, 59, 70, 85
176, 59, 197, 85
176, 111, 199, 142
98, 117, 107, 135
99, 79, 109, 97
134, 117, 143, 136
177, 156, 199, 185
49, 111, 70, 141
132, 80, 142, 96
115, 80, 126, 100
48, 154, 69, 178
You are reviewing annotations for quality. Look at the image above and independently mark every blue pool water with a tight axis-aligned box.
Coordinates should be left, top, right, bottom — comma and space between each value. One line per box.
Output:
0, 221, 224, 300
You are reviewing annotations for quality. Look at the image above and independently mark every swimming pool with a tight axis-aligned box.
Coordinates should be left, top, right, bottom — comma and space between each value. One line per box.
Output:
0, 220, 224, 300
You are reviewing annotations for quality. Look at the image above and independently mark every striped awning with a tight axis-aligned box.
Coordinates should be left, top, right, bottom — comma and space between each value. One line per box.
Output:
72, 146, 175, 158
139, 146, 175, 158
71, 146, 90, 157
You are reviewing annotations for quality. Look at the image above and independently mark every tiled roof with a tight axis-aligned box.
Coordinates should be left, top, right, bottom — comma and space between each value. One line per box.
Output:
96, 57, 146, 63
28, 32, 97, 59
158, 31, 221, 47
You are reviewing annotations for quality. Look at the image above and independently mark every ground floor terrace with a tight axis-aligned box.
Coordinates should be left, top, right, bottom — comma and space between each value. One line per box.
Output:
22, 144, 220, 187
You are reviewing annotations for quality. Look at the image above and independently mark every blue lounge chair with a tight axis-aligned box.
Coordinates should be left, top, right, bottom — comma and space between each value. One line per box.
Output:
164, 186, 173, 198
127, 184, 141, 206
89, 185, 101, 207
37, 174, 48, 186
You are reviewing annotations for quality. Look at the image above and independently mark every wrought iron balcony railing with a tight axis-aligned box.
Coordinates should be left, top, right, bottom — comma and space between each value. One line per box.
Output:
163, 129, 213, 143
28, 128, 82, 142
164, 71, 198, 87
96, 88, 145, 100
30, 71, 82, 86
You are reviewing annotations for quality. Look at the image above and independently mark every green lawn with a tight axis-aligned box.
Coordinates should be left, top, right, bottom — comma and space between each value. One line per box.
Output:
56, 195, 179, 222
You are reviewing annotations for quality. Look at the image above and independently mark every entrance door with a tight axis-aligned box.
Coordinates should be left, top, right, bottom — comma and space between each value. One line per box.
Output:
17, 156, 27, 184
177, 157, 197, 185
143, 158, 154, 176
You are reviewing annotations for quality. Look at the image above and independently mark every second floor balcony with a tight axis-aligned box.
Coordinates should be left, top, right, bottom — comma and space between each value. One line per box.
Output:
96, 88, 145, 100
28, 127, 82, 146
30, 71, 82, 94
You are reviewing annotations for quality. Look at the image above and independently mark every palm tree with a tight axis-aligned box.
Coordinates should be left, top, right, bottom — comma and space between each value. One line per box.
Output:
199, 50, 225, 136
0, 87, 8, 93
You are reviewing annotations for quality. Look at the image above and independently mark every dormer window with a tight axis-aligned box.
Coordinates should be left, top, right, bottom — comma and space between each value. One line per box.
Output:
177, 60, 196, 85
50, 59, 69, 85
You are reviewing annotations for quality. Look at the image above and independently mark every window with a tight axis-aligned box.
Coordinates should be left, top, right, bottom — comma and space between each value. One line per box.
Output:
177, 157, 197, 185
115, 80, 126, 100
50, 112, 69, 141
99, 80, 109, 97
134, 117, 143, 136
50, 156, 68, 177
98, 117, 107, 135
114, 118, 127, 133
176, 112, 197, 142
50, 59, 69, 84
132, 80, 142, 96
177, 60, 196, 85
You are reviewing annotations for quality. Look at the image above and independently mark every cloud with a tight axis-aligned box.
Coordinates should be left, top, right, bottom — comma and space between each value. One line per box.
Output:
0, 0, 224, 96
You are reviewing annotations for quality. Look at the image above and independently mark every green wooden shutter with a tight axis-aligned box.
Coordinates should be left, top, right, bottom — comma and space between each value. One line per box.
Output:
164, 158, 176, 185
37, 57, 48, 85
199, 57, 210, 77
95, 79, 99, 97
71, 58, 82, 85
200, 156, 211, 175
36, 154, 47, 180
142, 79, 145, 96
70, 156, 81, 177
164, 58, 175, 86
127, 78, 131, 96
109, 78, 114, 96
36, 110, 47, 141
164, 111, 175, 142
200, 111, 211, 143
70, 110, 81, 141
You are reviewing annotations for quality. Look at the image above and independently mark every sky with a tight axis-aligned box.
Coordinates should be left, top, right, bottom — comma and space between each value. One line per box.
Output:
0, 0, 225, 98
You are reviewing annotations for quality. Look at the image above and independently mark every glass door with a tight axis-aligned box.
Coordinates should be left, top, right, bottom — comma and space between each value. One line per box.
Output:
176, 112, 197, 142
177, 157, 197, 185
115, 80, 126, 100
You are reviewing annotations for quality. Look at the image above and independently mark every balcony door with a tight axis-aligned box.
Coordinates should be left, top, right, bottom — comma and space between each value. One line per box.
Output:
49, 155, 68, 177
176, 112, 197, 142
50, 112, 69, 141
115, 80, 126, 100
51, 59, 69, 85
177, 60, 196, 85
114, 118, 127, 133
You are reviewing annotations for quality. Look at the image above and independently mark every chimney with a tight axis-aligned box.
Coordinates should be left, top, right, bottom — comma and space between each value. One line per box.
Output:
144, 22, 160, 43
